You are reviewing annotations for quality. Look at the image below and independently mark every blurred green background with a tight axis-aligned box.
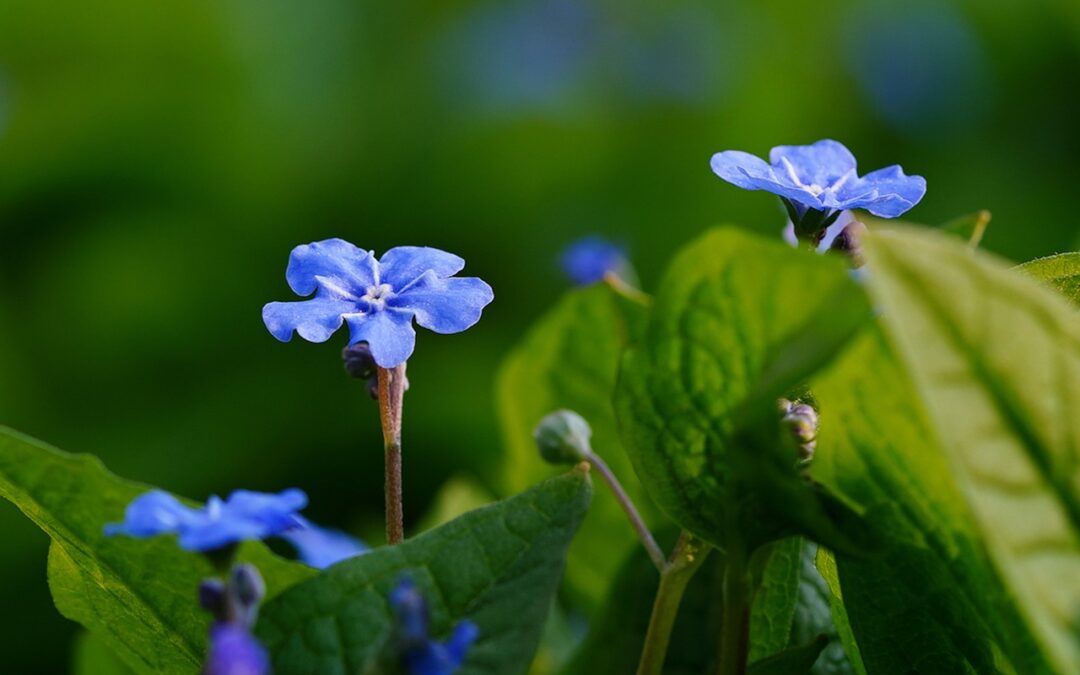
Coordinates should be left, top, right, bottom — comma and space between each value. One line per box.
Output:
2, 0, 1079, 671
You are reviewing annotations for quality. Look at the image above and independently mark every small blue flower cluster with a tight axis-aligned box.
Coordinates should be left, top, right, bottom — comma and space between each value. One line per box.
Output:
391, 577, 480, 675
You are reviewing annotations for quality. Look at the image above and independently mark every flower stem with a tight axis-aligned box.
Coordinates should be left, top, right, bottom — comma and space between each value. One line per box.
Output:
636, 532, 710, 675
716, 548, 750, 675
587, 452, 665, 571
377, 364, 407, 545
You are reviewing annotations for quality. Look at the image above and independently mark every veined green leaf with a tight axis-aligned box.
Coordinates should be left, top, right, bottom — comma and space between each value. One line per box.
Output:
1015, 252, 1080, 305
813, 326, 1047, 673
862, 226, 1080, 672
257, 468, 591, 675
72, 631, 134, 675
747, 636, 828, 675
0, 426, 315, 675
814, 549, 866, 675
497, 283, 653, 610
614, 227, 872, 551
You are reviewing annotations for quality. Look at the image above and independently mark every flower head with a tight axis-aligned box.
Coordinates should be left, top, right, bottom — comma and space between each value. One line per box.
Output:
710, 139, 925, 237
204, 623, 270, 675
263, 239, 494, 368
279, 516, 368, 569
391, 577, 479, 675
105, 489, 307, 552
560, 236, 633, 286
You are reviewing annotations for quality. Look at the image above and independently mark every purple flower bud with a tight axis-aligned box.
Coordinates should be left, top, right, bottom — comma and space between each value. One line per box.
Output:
203, 623, 270, 675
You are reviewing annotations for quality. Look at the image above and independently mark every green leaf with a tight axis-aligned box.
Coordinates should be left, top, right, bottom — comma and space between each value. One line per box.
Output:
72, 631, 135, 675
497, 283, 652, 610
747, 636, 828, 675
256, 468, 592, 675
1015, 252, 1080, 305
814, 549, 866, 675
0, 426, 316, 675
748, 538, 803, 662
614, 227, 872, 551
860, 226, 1080, 671
812, 325, 1048, 673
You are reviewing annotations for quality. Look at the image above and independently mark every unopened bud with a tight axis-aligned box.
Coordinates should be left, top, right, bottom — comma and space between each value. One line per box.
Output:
533, 410, 592, 465
199, 579, 227, 619
782, 402, 819, 463
343, 342, 377, 381
230, 564, 266, 609
830, 221, 867, 268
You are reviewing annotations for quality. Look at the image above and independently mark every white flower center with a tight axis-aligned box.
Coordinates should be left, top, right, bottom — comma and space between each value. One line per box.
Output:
362, 283, 395, 309
779, 157, 855, 200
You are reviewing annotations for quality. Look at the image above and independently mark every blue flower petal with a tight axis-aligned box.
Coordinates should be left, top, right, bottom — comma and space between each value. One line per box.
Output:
444, 621, 480, 665
839, 165, 927, 217
177, 518, 267, 552
560, 236, 629, 285
769, 139, 857, 187
285, 238, 376, 297
391, 273, 494, 335
281, 517, 367, 569
262, 295, 356, 343
345, 309, 417, 368
104, 491, 200, 538
709, 150, 774, 191
379, 246, 466, 289
224, 489, 308, 530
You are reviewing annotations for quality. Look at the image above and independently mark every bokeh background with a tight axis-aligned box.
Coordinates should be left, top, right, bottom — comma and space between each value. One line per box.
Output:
2, 0, 1079, 671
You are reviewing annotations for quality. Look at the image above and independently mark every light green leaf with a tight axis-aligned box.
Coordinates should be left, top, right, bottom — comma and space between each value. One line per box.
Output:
1015, 252, 1080, 305
812, 326, 1045, 673
256, 468, 592, 675
614, 227, 872, 551
0, 426, 315, 675
862, 226, 1080, 671
497, 283, 653, 610
814, 549, 866, 675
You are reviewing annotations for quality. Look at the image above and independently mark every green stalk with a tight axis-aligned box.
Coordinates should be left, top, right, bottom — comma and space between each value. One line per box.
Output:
716, 547, 750, 675
636, 532, 710, 675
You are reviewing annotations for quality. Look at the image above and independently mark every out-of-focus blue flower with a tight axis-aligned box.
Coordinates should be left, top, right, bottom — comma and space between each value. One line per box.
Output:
105, 489, 307, 552
204, 623, 270, 675
279, 516, 368, 569
560, 236, 634, 286
710, 140, 926, 228
391, 577, 479, 675
845, 5, 992, 135
263, 239, 494, 368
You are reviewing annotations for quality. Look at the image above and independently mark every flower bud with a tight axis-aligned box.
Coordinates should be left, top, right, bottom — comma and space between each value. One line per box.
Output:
782, 402, 819, 463
343, 342, 377, 381
199, 579, 227, 619
230, 564, 266, 610
830, 221, 867, 268
533, 410, 592, 465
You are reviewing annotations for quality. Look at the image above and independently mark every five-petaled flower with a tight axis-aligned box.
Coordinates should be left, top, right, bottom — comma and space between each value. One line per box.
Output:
263, 239, 494, 369
391, 577, 479, 675
710, 139, 926, 240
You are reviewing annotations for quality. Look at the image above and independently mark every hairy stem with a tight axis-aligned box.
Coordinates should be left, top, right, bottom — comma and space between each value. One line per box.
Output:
588, 452, 665, 571
636, 532, 710, 675
716, 548, 750, 675
377, 364, 407, 545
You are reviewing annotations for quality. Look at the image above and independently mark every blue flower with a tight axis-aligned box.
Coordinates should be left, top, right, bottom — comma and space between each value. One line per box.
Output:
391, 577, 479, 675
204, 623, 270, 675
279, 516, 368, 569
560, 236, 633, 286
263, 239, 494, 368
710, 140, 926, 233
105, 489, 307, 552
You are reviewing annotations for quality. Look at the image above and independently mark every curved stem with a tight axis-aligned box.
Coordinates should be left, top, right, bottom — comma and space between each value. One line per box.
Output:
377, 364, 407, 545
716, 548, 750, 675
636, 532, 710, 675
588, 452, 666, 571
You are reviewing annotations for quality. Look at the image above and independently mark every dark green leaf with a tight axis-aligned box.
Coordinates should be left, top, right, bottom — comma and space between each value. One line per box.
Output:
814, 549, 866, 675
497, 283, 653, 610
748, 538, 803, 662
1015, 252, 1080, 305
614, 227, 872, 551
256, 468, 592, 675
747, 635, 828, 675
0, 426, 315, 675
